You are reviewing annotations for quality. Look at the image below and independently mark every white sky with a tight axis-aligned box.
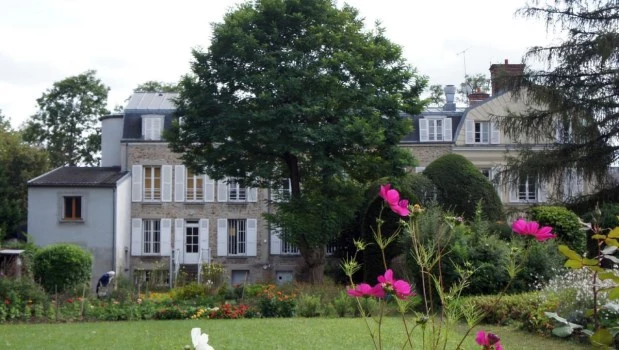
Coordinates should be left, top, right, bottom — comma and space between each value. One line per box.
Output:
0, 0, 555, 128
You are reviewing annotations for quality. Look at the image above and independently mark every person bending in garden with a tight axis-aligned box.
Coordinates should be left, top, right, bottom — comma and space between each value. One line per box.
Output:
96, 271, 115, 298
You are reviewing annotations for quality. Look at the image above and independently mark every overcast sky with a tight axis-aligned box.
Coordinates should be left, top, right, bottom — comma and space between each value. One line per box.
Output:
0, 0, 555, 128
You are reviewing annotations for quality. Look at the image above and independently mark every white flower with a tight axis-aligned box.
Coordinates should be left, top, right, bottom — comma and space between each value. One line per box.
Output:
191, 328, 214, 350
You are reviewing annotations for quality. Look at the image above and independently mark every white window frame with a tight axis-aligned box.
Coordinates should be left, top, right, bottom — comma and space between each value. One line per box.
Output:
227, 219, 247, 256
142, 115, 164, 141
281, 239, 300, 255
428, 119, 443, 141
474, 121, 490, 144
228, 179, 247, 202
518, 176, 537, 202
143, 166, 161, 201
143, 219, 161, 255
185, 220, 199, 254
186, 170, 204, 202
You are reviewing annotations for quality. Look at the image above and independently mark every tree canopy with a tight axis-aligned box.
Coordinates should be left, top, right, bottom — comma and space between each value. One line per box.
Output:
133, 81, 179, 93
22, 70, 109, 167
0, 110, 50, 240
168, 0, 427, 282
501, 0, 618, 197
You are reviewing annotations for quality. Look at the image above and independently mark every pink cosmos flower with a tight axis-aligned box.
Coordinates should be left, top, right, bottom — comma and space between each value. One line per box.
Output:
475, 331, 503, 350
377, 269, 413, 300
379, 184, 410, 217
347, 283, 385, 298
511, 218, 556, 241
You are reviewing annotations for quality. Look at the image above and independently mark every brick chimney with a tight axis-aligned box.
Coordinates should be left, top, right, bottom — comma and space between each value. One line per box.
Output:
467, 89, 490, 106
489, 59, 525, 95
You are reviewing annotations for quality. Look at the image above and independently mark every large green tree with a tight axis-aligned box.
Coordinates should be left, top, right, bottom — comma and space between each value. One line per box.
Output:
168, 0, 426, 283
0, 110, 50, 240
23, 70, 109, 167
501, 0, 618, 197
134, 81, 179, 93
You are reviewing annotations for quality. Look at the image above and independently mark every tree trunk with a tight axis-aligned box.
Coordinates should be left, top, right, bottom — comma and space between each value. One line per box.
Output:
298, 244, 326, 284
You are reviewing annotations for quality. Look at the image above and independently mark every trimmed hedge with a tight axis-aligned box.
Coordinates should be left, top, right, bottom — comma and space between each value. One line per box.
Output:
423, 154, 504, 221
33, 244, 92, 293
529, 206, 585, 253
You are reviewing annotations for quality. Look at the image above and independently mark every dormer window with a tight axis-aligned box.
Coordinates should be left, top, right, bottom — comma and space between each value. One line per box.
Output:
142, 115, 164, 140
419, 117, 452, 142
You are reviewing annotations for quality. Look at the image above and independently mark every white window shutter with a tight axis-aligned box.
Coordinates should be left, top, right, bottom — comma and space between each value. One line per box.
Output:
217, 179, 228, 202
246, 219, 257, 256
199, 219, 210, 262
419, 119, 429, 142
217, 218, 227, 257
174, 218, 184, 262
142, 118, 149, 140
162, 165, 172, 202
538, 181, 548, 203
174, 165, 185, 202
465, 120, 474, 144
160, 218, 172, 256
270, 228, 282, 255
247, 187, 258, 202
132, 165, 142, 202
490, 122, 500, 144
131, 218, 142, 256
443, 118, 452, 141
509, 183, 519, 203
204, 175, 215, 202
154, 118, 163, 140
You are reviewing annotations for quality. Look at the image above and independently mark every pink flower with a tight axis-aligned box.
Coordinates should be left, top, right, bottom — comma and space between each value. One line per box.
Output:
377, 269, 413, 299
379, 184, 410, 217
476, 331, 503, 350
347, 283, 385, 298
511, 218, 556, 241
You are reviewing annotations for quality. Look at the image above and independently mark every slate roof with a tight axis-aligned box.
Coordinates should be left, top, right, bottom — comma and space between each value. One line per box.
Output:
122, 92, 179, 140
400, 108, 466, 143
28, 167, 128, 188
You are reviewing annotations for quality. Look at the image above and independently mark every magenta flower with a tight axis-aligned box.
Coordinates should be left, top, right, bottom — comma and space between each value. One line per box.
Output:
347, 283, 385, 298
475, 331, 503, 350
512, 218, 556, 241
379, 184, 410, 217
377, 269, 413, 299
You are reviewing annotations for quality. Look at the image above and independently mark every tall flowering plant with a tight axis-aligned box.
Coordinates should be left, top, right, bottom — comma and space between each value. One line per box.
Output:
343, 183, 556, 349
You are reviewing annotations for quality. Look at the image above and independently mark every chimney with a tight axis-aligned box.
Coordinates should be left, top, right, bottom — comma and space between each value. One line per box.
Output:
467, 89, 490, 106
443, 85, 456, 111
100, 114, 124, 167
489, 59, 525, 95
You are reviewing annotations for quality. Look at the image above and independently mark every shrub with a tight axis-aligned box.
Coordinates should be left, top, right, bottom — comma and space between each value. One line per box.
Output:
529, 206, 585, 253
33, 244, 92, 293
256, 284, 296, 317
332, 291, 352, 317
510, 240, 563, 293
171, 282, 209, 301
0, 278, 49, 322
295, 294, 321, 317
465, 234, 511, 295
423, 154, 504, 221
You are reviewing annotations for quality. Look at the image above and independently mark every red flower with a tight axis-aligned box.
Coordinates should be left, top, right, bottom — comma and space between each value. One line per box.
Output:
4, 298, 10, 305
512, 219, 556, 241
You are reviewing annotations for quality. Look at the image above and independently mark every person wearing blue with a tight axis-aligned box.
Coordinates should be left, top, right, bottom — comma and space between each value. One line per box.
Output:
96, 271, 116, 298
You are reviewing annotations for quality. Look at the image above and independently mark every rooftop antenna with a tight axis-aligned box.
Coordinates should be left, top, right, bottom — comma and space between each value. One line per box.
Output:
456, 47, 471, 78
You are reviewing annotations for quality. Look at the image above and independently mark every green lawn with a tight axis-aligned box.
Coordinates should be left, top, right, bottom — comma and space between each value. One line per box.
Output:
0, 318, 589, 349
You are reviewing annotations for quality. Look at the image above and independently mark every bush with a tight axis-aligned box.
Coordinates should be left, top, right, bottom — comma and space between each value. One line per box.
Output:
423, 154, 504, 221
33, 244, 92, 293
529, 206, 585, 253
332, 291, 352, 317
0, 278, 49, 322
465, 235, 511, 295
171, 282, 209, 301
295, 294, 321, 317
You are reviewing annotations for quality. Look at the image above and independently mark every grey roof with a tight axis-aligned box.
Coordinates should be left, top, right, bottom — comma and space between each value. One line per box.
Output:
28, 167, 128, 188
400, 109, 465, 143
122, 92, 179, 140
125, 92, 179, 112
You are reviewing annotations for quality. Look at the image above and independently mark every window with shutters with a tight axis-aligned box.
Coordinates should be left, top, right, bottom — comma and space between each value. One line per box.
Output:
518, 176, 537, 202
143, 219, 161, 254
428, 119, 443, 141
62, 196, 82, 221
142, 115, 163, 140
228, 179, 247, 202
475, 121, 490, 144
227, 219, 246, 255
186, 170, 204, 201
281, 239, 299, 255
143, 166, 161, 201
185, 220, 199, 253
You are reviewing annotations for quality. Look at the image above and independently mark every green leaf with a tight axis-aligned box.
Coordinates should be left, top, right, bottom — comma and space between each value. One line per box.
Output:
591, 328, 613, 346
564, 259, 583, 269
552, 325, 574, 337
558, 245, 582, 260
608, 287, 619, 300
591, 234, 607, 240
608, 227, 619, 238
544, 312, 569, 324
599, 272, 619, 283
583, 258, 599, 266
605, 238, 619, 247
588, 266, 605, 273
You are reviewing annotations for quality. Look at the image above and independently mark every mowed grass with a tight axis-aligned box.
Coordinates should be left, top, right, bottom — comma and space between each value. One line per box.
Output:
0, 318, 589, 350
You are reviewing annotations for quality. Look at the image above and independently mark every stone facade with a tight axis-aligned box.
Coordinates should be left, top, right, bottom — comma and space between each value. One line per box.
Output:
401, 144, 451, 167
